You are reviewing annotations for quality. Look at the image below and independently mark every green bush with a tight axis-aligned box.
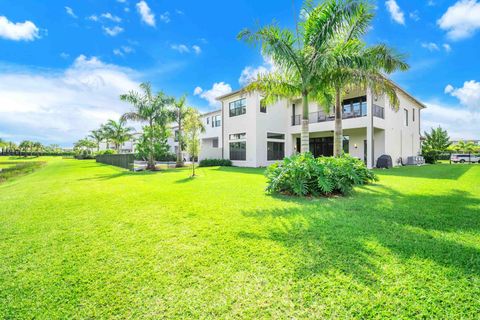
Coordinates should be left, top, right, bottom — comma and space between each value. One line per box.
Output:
96, 149, 117, 155
199, 159, 233, 167
75, 149, 95, 160
265, 153, 377, 197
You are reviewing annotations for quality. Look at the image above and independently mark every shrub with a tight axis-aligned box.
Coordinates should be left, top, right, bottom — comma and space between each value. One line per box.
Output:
75, 149, 95, 160
199, 159, 233, 167
96, 149, 117, 155
265, 153, 377, 197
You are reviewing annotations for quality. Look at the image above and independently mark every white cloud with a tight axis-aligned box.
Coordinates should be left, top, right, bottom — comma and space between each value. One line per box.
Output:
136, 1, 156, 27
101, 12, 122, 23
428, 0, 435, 6
65, 6, 77, 19
113, 46, 134, 56
159, 12, 170, 23
194, 82, 232, 107
438, 0, 480, 40
103, 26, 123, 36
60, 52, 70, 59
193, 86, 203, 95
171, 44, 190, 53
422, 102, 480, 140
421, 42, 439, 51
192, 45, 201, 54
409, 11, 420, 21
443, 43, 452, 52
239, 56, 276, 86
175, 9, 184, 15
0, 55, 140, 145
87, 15, 99, 22
0, 16, 40, 41
117, 0, 127, 3
385, 0, 405, 25
444, 80, 480, 110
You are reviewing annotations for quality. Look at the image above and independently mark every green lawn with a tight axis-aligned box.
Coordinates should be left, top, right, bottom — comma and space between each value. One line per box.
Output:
1, 157, 479, 318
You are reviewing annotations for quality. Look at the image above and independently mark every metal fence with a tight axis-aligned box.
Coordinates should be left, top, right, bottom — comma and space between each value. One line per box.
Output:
96, 154, 134, 169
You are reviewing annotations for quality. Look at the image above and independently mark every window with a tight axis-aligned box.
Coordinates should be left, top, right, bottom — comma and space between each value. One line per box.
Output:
267, 132, 285, 140
229, 98, 246, 117
260, 99, 267, 113
413, 109, 415, 122
343, 96, 367, 117
174, 130, 179, 142
230, 142, 246, 160
212, 115, 221, 127
343, 136, 350, 154
229, 133, 246, 140
404, 108, 409, 126
206, 117, 209, 124
212, 138, 219, 148
267, 141, 285, 160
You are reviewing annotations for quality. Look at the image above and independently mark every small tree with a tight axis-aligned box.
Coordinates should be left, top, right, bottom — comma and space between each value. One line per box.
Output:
172, 95, 190, 167
422, 126, 451, 164
183, 108, 205, 177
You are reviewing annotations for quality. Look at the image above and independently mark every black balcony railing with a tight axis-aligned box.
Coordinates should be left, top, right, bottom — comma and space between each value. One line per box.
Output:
373, 104, 384, 119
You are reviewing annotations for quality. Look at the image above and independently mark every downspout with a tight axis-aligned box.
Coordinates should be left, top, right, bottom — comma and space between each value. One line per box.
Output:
221, 101, 225, 159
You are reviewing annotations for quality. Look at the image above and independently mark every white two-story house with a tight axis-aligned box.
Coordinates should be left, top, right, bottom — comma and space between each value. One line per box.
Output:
167, 82, 424, 168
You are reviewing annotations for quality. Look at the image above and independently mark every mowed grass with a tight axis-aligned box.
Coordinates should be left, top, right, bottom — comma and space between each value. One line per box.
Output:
0, 157, 479, 318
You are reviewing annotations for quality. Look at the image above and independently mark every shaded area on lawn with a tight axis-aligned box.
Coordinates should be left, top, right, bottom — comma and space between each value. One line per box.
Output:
241, 185, 480, 286
376, 163, 474, 180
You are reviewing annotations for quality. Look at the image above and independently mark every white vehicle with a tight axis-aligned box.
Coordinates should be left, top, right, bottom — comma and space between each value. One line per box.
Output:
450, 154, 480, 163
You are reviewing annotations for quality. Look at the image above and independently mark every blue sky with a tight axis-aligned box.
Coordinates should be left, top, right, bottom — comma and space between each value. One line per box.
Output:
0, 0, 479, 146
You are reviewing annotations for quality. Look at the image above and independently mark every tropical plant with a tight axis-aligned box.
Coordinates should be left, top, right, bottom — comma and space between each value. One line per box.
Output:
422, 127, 451, 164
315, 4, 409, 156
74, 138, 97, 151
33, 142, 44, 156
103, 119, 134, 153
89, 129, 104, 152
238, 0, 375, 153
265, 152, 377, 196
184, 108, 205, 177
135, 124, 171, 164
121, 82, 174, 170
172, 95, 190, 167
19, 140, 33, 157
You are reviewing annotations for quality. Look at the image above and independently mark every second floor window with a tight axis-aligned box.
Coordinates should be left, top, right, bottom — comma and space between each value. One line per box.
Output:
229, 98, 246, 117
260, 99, 267, 113
229, 133, 246, 140
212, 115, 221, 127
413, 109, 415, 122
404, 108, 409, 126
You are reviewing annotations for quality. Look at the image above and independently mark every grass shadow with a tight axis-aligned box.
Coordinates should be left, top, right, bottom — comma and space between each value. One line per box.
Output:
376, 164, 473, 180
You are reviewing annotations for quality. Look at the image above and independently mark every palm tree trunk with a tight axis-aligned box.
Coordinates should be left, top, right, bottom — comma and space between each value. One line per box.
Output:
176, 116, 184, 167
300, 92, 310, 153
147, 119, 155, 170
333, 88, 343, 157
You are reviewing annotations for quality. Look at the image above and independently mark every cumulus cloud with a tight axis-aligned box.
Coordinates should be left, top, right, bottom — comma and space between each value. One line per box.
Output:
101, 12, 122, 23
422, 102, 480, 140
192, 45, 201, 54
171, 44, 202, 54
0, 55, 140, 145
443, 43, 452, 52
193, 82, 232, 107
113, 46, 134, 56
444, 80, 480, 110
421, 42, 439, 51
103, 25, 123, 36
65, 6, 77, 19
0, 16, 40, 41
438, 0, 480, 40
136, 1, 155, 27
385, 0, 405, 25
239, 56, 276, 86
159, 12, 170, 23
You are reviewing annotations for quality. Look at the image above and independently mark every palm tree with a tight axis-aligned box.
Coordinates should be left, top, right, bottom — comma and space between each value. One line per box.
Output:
103, 119, 134, 153
19, 140, 33, 157
238, 0, 366, 153
316, 4, 409, 156
184, 107, 205, 177
0, 138, 6, 154
89, 129, 104, 152
172, 95, 190, 167
120, 82, 174, 170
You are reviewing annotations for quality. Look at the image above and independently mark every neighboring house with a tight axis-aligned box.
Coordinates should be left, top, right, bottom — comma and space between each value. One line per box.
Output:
168, 109, 223, 161
173, 82, 425, 168
98, 132, 141, 154
451, 139, 480, 145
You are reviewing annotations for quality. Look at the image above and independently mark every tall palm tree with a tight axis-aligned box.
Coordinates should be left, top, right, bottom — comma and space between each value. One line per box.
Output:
172, 95, 190, 167
103, 119, 134, 153
19, 140, 33, 157
238, 0, 365, 153
120, 82, 174, 170
33, 142, 43, 156
315, 3, 409, 156
89, 129, 104, 152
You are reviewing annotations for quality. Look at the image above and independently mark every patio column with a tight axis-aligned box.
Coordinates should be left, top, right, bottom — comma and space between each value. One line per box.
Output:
366, 87, 374, 169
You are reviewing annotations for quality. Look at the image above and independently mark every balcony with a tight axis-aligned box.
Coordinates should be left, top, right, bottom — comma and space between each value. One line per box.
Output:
291, 104, 385, 126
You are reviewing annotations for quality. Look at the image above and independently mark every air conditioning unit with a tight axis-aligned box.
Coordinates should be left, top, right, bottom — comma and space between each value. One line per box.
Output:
406, 156, 425, 165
